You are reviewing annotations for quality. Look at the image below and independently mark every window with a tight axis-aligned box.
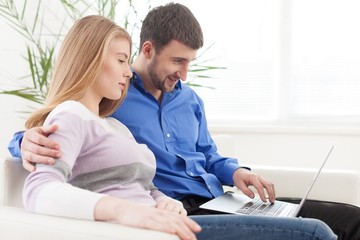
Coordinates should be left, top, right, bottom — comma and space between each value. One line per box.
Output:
291, 0, 360, 120
186, 0, 278, 122
175, 0, 360, 125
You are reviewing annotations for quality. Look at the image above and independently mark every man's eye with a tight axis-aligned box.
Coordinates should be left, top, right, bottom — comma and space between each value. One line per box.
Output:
118, 59, 126, 63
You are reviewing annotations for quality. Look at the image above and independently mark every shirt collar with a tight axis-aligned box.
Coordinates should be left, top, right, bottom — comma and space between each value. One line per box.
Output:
130, 71, 144, 89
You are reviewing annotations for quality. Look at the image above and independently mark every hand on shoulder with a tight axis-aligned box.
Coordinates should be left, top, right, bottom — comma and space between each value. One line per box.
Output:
21, 124, 61, 172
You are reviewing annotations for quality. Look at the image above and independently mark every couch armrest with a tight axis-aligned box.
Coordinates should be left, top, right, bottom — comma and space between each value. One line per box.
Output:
0, 206, 179, 240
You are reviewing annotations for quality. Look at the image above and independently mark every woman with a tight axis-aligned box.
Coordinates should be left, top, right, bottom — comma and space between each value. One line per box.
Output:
22, 14, 336, 240
23, 15, 200, 240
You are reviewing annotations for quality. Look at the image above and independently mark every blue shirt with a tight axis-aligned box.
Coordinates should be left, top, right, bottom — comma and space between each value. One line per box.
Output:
8, 72, 246, 200
112, 72, 243, 200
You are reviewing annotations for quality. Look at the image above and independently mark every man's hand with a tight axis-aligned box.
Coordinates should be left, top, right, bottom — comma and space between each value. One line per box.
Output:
21, 124, 61, 172
232, 168, 276, 203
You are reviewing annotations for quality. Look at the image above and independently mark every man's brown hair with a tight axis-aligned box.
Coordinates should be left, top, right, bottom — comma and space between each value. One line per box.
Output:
140, 2, 203, 53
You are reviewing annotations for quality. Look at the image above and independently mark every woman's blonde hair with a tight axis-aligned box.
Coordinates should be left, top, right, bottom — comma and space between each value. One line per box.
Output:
25, 15, 132, 128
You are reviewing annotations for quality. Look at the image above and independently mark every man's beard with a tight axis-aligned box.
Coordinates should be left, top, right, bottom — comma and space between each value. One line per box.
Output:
147, 58, 176, 93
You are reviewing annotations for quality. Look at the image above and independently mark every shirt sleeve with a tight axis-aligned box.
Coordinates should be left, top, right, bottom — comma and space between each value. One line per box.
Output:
22, 107, 105, 220
7, 131, 24, 158
24, 170, 105, 220
196, 97, 250, 185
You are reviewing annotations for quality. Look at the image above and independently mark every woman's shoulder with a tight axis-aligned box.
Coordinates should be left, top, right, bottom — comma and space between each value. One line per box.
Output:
52, 100, 86, 113
46, 101, 96, 123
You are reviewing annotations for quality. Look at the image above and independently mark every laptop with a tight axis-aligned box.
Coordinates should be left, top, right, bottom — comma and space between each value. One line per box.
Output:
200, 146, 334, 217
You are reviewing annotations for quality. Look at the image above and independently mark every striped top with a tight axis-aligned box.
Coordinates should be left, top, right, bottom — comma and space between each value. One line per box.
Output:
23, 101, 165, 220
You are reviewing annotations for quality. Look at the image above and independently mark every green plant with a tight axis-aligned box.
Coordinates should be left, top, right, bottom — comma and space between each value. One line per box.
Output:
0, 0, 223, 110
0, 0, 121, 106
186, 43, 225, 89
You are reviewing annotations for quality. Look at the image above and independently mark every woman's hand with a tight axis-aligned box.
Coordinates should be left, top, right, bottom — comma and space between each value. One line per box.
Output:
95, 196, 201, 240
155, 196, 187, 216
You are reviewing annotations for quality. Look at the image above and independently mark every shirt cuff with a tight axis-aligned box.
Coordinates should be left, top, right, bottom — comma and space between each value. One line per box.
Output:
220, 162, 251, 185
33, 182, 105, 220
8, 131, 24, 158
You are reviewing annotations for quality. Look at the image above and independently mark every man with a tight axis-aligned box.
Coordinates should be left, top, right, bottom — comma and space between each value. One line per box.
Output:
9, 3, 358, 239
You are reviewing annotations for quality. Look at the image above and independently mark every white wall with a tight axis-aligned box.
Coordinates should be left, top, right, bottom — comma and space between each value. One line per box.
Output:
0, 96, 28, 158
0, 17, 29, 158
0, 1, 65, 157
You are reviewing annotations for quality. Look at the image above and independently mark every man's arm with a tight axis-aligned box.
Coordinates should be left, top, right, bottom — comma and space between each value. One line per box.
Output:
195, 94, 276, 203
8, 131, 25, 158
8, 124, 62, 172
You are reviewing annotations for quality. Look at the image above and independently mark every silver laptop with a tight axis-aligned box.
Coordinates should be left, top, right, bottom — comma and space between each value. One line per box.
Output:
200, 146, 334, 217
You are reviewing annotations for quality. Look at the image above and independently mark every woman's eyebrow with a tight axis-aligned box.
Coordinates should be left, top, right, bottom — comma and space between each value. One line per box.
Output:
116, 52, 129, 59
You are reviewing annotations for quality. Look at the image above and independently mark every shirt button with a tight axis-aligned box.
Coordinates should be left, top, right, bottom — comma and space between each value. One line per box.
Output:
208, 185, 211, 189
189, 172, 194, 176
166, 133, 171, 138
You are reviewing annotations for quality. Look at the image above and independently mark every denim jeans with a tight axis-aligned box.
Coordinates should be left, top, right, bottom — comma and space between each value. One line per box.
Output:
190, 215, 337, 240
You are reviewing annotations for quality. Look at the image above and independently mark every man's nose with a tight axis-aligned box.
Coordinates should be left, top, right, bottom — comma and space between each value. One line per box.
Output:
178, 64, 189, 81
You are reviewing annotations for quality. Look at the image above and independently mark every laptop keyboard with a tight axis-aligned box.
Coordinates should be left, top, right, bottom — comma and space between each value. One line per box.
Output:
236, 199, 286, 216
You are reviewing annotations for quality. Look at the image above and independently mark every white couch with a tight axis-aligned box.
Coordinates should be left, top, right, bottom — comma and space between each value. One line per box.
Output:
1, 135, 359, 239
0, 157, 179, 240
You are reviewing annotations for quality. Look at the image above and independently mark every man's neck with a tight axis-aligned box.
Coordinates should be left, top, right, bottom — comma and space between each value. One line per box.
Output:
131, 58, 163, 102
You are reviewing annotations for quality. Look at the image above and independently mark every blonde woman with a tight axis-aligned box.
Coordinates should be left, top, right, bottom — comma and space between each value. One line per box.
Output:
22, 15, 200, 240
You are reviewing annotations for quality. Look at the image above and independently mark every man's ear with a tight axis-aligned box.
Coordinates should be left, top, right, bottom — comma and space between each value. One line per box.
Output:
141, 41, 154, 58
